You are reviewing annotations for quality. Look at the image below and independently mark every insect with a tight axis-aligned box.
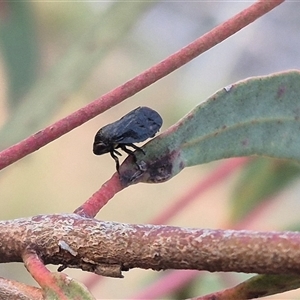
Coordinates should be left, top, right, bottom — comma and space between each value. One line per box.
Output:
93, 106, 163, 172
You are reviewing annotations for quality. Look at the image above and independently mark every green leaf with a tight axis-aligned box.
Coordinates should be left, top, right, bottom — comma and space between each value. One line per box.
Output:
230, 157, 300, 222
120, 70, 300, 186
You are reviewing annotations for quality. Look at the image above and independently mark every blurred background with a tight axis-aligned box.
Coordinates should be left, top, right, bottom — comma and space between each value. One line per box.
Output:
1, 1, 300, 299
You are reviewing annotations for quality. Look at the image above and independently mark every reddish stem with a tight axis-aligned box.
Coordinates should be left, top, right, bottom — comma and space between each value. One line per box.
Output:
74, 172, 123, 218
23, 250, 68, 300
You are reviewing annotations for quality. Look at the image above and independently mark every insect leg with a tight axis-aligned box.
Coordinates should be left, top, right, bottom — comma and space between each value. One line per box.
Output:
116, 144, 145, 171
119, 144, 145, 171
114, 149, 122, 156
110, 149, 121, 172
119, 145, 136, 161
125, 143, 145, 155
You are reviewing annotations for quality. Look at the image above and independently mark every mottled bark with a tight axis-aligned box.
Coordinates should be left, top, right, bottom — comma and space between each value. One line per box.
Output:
1, 214, 300, 277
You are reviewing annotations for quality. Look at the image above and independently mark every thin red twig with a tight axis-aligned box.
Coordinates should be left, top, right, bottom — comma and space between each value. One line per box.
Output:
74, 172, 122, 218
22, 251, 68, 300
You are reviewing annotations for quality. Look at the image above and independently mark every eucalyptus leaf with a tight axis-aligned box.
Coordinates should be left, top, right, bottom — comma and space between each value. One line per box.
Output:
120, 70, 300, 186
43, 273, 95, 300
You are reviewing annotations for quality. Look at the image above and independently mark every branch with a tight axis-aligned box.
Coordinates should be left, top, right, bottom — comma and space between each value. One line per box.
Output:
1, 214, 300, 277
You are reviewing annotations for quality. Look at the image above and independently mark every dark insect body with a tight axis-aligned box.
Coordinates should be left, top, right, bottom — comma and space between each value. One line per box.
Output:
93, 106, 163, 172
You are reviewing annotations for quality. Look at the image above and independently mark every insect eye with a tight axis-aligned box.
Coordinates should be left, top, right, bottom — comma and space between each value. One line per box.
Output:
93, 141, 110, 155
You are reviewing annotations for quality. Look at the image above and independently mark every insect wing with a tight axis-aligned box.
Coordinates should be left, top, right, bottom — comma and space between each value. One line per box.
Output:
115, 107, 162, 144
94, 107, 162, 149
96, 112, 137, 144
